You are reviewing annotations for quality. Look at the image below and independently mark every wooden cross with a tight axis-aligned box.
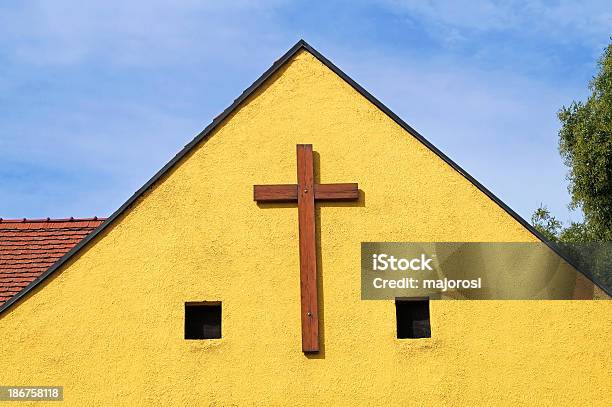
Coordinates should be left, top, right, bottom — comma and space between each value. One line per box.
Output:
253, 144, 359, 353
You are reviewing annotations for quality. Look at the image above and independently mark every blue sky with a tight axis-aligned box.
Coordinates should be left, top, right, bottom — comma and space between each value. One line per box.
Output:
1, 1, 611, 224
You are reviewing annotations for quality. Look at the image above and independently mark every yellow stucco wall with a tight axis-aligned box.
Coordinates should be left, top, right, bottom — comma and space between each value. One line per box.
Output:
1, 49, 610, 406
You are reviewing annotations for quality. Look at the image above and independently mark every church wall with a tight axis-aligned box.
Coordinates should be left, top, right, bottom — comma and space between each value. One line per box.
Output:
1, 50, 610, 406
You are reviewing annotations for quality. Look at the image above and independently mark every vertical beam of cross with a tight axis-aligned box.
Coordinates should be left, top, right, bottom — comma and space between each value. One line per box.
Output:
253, 144, 359, 353
296, 144, 319, 353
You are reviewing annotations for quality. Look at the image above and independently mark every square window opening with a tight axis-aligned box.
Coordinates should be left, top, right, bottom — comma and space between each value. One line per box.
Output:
185, 302, 221, 340
396, 298, 431, 339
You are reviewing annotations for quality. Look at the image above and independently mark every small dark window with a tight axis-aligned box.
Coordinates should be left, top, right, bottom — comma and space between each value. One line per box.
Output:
396, 298, 431, 339
185, 302, 221, 339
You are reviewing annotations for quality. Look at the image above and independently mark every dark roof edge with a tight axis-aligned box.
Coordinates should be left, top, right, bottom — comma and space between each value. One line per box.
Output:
0, 40, 608, 316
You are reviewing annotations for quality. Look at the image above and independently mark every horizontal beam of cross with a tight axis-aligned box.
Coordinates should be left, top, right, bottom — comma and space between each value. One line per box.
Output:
254, 183, 358, 202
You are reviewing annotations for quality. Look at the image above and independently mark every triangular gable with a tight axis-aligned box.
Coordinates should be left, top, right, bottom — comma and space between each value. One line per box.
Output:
1, 39, 608, 314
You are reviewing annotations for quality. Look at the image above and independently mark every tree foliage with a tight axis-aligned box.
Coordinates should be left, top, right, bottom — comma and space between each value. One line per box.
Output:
531, 41, 612, 293
531, 205, 562, 242
532, 206, 593, 243
556, 41, 612, 241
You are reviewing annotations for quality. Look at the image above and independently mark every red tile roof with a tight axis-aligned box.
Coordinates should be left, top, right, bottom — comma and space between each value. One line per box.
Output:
0, 218, 104, 306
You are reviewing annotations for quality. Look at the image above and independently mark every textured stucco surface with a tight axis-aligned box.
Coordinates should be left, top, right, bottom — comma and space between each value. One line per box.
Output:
1, 50, 611, 406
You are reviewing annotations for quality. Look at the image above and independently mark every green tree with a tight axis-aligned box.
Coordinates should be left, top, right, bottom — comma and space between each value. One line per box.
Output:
532, 42, 612, 293
531, 205, 595, 243
531, 205, 561, 242
556, 41, 612, 241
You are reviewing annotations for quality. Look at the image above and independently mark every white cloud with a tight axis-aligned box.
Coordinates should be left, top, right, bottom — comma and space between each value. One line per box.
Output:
0, 0, 288, 66
381, 0, 612, 47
